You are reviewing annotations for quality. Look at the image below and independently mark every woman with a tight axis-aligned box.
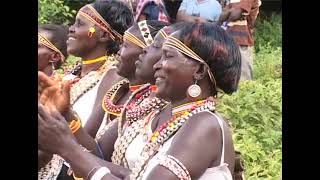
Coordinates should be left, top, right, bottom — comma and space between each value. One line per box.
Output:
39, 22, 241, 179
64, 0, 134, 127
38, 24, 68, 77
85, 20, 169, 139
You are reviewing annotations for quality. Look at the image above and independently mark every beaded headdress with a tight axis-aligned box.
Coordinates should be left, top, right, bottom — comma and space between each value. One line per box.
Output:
78, 4, 122, 41
138, 20, 154, 46
38, 33, 65, 62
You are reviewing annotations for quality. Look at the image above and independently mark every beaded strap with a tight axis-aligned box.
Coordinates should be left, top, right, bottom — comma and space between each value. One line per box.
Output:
158, 155, 191, 180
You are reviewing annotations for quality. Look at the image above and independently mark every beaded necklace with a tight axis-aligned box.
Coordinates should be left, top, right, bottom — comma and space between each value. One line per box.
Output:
130, 99, 215, 180
70, 56, 115, 105
101, 79, 130, 116
112, 84, 167, 167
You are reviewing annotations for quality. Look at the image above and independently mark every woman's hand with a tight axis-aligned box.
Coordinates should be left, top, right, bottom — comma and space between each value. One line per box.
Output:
38, 71, 72, 114
38, 104, 78, 155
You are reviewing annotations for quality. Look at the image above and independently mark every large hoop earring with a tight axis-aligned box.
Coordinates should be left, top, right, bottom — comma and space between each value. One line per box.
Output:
187, 80, 202, 98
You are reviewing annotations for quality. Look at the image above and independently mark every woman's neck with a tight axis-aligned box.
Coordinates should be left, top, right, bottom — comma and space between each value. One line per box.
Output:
80, 52, 107, 77
80, 62, 105, 77
43, 66, 53, 77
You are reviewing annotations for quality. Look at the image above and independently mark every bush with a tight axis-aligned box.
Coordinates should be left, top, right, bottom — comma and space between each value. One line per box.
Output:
217, 78, 282, 179
254, 44, 282, 83
254, 12, 282, 52
38, 0, 76, 25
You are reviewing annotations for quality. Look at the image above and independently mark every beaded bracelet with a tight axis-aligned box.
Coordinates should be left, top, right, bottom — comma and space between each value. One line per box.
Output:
72, 172, 84, 180
158, 155, 191, 180
69, 119, 82, 134
90, 167, 111, 180
86, 166, 102, 180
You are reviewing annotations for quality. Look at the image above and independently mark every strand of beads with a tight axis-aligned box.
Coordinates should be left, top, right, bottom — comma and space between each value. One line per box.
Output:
130, 99, 215, 180
102, 79, 130, 116
126, 95, 167, 125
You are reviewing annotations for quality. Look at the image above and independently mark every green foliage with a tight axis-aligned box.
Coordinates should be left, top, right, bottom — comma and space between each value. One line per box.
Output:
38, 0, 76, 25
55, 55, 81, 75
217, 12, 282, 178
217, 78, 282, 178
254, 12, 282, 52
254, 44, 282, 83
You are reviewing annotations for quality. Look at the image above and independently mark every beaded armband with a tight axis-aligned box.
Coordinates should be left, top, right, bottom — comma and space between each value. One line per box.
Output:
158, 155, 191, 180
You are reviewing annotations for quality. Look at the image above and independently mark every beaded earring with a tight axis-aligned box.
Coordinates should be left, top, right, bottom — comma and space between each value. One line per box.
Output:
88, 27, 96, 38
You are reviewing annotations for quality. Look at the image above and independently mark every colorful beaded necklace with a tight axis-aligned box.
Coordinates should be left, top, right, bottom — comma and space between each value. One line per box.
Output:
101, 79, 130, 116
130, 99, 215, 179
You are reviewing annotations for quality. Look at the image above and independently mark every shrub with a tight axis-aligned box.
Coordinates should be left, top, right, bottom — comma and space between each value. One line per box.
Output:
217, 78, 282, 179
254, 12, 282, 52
38, 0, 76, 25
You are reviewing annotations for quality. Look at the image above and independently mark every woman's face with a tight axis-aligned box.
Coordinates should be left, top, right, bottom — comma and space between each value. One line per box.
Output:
116, 28, 143, 78
136, 33, 165, 84
67, 7, 101, 57
38, 30, 54, 72
153, 33, 199, 101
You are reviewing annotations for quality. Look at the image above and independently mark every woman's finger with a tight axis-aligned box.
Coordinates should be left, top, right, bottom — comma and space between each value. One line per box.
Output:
38, 103, 51, 122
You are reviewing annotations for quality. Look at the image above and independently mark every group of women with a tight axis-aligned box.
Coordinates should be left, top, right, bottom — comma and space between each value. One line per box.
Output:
38, 0, 242, 179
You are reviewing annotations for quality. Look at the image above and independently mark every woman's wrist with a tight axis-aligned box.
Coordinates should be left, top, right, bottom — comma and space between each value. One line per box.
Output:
59, 139, 81, 162
63, 108, 78, 123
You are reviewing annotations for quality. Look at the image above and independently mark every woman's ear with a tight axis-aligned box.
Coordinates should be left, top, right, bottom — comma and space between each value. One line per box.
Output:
193, 63, 207, 80
50, 52, 61, 63
98, 30, 111, 43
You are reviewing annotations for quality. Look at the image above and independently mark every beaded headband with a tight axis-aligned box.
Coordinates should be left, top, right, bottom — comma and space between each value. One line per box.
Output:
138, 20, 154, 46
159, 28, 168, 38
38, 33, 65, 62
163, 35, 217, 89
123, 31, 146, 49
78, 4, 122, 41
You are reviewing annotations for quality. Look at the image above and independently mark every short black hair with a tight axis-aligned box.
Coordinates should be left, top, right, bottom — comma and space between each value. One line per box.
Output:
177, 23, 241, 94
93, 0, 134, 55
